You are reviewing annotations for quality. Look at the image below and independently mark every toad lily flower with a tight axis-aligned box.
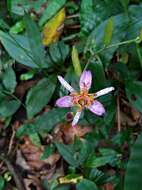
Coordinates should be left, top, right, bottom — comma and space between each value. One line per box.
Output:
56, 70, 114, 126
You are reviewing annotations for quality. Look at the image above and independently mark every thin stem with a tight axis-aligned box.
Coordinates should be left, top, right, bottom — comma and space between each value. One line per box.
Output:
84, 37, 138, 70
63, 33, 80, 42
66, 14, 80, 19
95, 38, 137, 54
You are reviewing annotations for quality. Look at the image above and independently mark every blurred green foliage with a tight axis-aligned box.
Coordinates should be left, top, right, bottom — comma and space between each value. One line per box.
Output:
0, 0, 142, 189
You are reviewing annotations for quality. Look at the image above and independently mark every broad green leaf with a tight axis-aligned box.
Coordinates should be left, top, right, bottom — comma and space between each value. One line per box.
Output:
125, 5, 142, 39
49, 41, 69, 64
16, 124, 36, 138
80, 0, 94, 35
24, 13, 47, 68
85, 150, 120, 168
0, 19, 9, 30
35, 108, 68, 133
124, 132, 142, 190
0, 31, 37, 68
39, 0, 66, 26
119, 0, 129, 12
53, 186, 70, 190
7, 0, 47, 15
71, 46, 82, 76
89, 57, 106, 89
103, 17, 113, 46
125, 80, 142, 112
7, 0, 30, 15
0, 176, 5, 190
55, 140, 90, 167
0, 100, 20, 117
26, 76, 56, 118
87, 14, 129, 64
42, 8, 65, 46
2, 67, 17, 93
55, 143, 78, 167
76, 179, 98, 190
85, 155, 114, 168
80, 0, 123, 35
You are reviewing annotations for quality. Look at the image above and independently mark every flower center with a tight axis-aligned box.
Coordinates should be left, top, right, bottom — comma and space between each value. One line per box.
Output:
71, 92, 94, 109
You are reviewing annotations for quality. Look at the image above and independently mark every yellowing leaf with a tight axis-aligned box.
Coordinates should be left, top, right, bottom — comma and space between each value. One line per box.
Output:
42, 8, 65, 46
58, 174, 83, 184
103, 17, 113, 46
72, 46, 82, 76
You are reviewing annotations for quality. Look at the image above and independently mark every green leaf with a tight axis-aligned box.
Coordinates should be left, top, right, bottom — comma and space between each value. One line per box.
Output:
89, 57, 106, 89
53, 186, 70, 190
7, 0, 28, 15
40, 144, 55, 160
39, 0, 66, 26
85, 150, 120, 168
119, 0, 129, 12
103, 17, 113, 46
71, 46, 82, 76
26, 76, 56, 118
49, 41, 69, 65
80, 0, 123, 36
16, 124, 35, 138
55, 143, 78, 167
85, 155, 114, 168
10, 20, 25, 34
0, 176, 5, 190
125, 80, 142, 112
24, 13, 47, 68
0, 100, 20, 117
20, 71, 35, 81
55, 140, 91, 167
29, 132, 41, 147
2, 67, 17, 93
0, 31, 37, 68
80, 0, 94, 35
0, 19, 9, 30
35, 108, 68, 133
124, 132, 142, 190
87, 14, 129, 64
76, 179, 98, 190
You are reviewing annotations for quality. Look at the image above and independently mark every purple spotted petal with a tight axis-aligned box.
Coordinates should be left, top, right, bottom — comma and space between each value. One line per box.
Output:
72, 111, 82, 126
79, 70, 92, 91
88, 100, 105, 116
56, 96, 73, 107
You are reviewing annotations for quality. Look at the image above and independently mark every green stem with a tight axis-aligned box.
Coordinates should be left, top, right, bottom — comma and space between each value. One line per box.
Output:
63, 33, 79, 42
84, 37, 138, 70
95, 38, 137, 54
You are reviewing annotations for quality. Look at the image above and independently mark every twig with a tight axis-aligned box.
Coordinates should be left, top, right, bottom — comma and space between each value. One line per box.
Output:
66, 14, 79, 19
7, 129, 16, 155
117, 95, 121, 132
